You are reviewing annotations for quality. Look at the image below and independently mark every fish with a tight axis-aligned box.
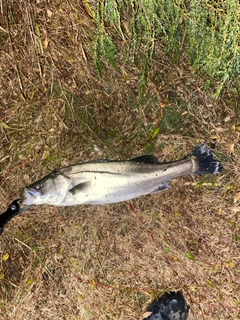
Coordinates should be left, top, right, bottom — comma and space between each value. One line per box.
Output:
23, 143, 223, 206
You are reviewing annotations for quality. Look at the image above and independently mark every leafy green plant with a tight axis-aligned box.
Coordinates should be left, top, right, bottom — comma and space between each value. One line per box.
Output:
91, 0, 240, 95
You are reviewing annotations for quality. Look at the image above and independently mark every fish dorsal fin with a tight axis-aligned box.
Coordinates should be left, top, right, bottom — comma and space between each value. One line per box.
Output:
129, 155, 159, 164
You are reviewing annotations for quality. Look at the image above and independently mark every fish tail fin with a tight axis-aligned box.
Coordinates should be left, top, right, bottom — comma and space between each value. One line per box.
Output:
189, 144, 223, 174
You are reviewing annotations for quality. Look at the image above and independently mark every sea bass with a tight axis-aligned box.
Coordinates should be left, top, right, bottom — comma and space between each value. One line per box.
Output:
23, 144, 223, 206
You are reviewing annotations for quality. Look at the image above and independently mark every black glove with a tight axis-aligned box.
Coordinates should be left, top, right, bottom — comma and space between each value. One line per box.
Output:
143, 291, 189, 320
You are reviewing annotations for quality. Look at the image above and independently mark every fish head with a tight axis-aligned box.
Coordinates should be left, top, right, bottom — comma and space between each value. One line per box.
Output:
23, 172, 71, 205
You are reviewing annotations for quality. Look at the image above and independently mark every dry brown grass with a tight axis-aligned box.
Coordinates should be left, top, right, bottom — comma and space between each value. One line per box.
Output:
0, 1, 239, 320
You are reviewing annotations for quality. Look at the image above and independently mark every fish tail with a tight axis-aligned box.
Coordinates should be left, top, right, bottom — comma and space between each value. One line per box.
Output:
189, 143, 223, 174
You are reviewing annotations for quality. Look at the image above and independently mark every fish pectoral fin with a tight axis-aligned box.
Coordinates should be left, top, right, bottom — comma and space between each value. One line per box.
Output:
151, 182, 169, 193
129, 155, 159, 164
69, 181, 92, 195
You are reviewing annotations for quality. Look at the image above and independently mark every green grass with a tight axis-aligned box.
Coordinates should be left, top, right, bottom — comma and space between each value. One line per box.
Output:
91, 0, 240, 96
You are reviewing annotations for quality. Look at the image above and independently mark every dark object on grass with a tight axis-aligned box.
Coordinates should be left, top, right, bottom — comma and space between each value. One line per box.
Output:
0, 199, 29, 235
143, 291, 189, 320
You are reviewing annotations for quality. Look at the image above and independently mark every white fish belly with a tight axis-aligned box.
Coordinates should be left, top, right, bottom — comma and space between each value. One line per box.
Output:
59, 173, 163, 206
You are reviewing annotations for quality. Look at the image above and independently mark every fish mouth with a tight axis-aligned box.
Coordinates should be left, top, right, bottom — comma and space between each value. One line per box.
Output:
22, 188, 39, 205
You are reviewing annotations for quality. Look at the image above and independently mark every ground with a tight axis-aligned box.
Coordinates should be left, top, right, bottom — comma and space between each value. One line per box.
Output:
0, 1, 239, 320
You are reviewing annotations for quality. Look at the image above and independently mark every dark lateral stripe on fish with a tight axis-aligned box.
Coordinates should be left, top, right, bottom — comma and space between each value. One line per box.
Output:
64, 170, 125, 175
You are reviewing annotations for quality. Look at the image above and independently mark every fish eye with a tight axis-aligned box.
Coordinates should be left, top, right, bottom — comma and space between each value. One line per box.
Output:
35, 183, 42, 190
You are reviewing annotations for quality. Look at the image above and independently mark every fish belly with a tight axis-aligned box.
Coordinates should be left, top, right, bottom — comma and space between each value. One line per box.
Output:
59, 173, 165, 206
